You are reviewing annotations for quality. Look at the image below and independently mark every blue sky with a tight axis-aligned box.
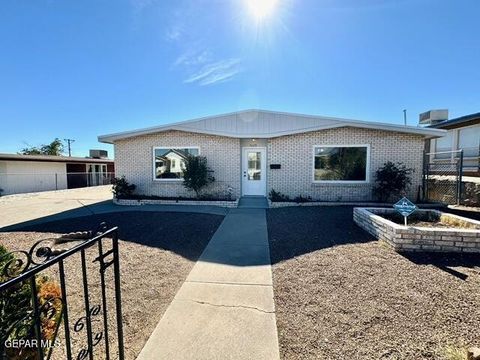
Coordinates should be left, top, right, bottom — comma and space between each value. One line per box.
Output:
1, 0, 479, 157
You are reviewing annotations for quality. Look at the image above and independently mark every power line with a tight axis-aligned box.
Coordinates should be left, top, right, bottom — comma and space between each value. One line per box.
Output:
64, 138, 75, 157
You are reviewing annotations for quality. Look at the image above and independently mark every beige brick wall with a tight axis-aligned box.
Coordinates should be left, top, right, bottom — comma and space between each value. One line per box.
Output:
114, 130, 241, 198
267, 127, 425, 201
114, 127, 425, 201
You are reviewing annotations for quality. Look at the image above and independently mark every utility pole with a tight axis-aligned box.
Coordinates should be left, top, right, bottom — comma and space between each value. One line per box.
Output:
403, 109, 407, 126
64, 138, 75, 157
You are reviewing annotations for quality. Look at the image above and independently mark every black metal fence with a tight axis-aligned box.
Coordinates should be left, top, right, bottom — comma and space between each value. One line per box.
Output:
0, 224, 124, 360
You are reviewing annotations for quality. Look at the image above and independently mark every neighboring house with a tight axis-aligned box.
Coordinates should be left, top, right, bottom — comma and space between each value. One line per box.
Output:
0, 151, 115, 195
98, 109, 445, 201
424, 111, 480, 176
154, 149, 193, 179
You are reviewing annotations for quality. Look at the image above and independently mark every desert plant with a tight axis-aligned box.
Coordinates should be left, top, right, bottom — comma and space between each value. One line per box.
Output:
442, 345, 466, 360
268, 189, 290, 202
112, 176, 136, 198
182, 155, 215, 197
373, 162, 413, 202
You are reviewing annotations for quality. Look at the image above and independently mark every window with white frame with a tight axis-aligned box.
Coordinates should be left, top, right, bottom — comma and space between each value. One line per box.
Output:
458, 126, 480, 157
153, 147, 199, 180
434, 131, 453, 159
314, 146, 368, 182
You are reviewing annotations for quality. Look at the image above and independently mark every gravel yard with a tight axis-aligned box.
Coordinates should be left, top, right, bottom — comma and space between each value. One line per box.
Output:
0, 211, 223, 360
267, 206, 480, 360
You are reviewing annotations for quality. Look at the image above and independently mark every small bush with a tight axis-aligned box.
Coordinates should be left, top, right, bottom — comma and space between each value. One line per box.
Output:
373, 162, 413, 202
0, 245, 62, 358
442, 345, 466, 360
112, 176, 136, 199
182, 155, 215, 197
269, 189, 290, 202
294, 195, 312, 203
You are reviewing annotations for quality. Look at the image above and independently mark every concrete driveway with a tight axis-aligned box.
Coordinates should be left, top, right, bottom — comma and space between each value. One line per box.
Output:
0, 186, 115, 229
0, 186, 228, 230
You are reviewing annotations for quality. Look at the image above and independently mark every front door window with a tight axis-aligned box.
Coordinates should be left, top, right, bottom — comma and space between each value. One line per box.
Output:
247, 152, 261, 180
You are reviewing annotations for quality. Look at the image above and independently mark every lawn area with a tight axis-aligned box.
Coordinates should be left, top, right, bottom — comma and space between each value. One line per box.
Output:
267, 206, 480, 360
0, 211, 224, 360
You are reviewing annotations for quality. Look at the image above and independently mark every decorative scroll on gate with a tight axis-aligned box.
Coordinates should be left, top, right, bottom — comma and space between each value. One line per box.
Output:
0, 223, 124, 360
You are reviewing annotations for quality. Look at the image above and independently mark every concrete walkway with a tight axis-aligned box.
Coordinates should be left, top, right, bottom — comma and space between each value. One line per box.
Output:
1, 188, 280, 358
136, 207, 280, 360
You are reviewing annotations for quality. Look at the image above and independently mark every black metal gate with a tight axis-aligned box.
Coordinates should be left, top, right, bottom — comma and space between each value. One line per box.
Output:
423, 150, 464, 205
0, 224, 124, 360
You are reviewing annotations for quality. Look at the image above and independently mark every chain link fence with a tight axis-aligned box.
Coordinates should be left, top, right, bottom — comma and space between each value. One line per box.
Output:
424, 150, 480, 206
0, 172, 115, 196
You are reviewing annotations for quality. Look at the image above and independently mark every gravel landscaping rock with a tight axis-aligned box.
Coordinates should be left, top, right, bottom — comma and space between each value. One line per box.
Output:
0, 211, 223, 360
267, 206, 480, 360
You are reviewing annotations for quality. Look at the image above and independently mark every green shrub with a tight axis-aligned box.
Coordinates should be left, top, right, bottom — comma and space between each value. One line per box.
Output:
1, 245, 63, 359
294, 195, 312, 203
182, 155, 215, 197
268, 189, 290, 202
112, 176, 136, 199
373, 162, 413, 202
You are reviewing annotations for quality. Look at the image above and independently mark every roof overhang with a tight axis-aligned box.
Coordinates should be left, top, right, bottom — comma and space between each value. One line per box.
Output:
98, 109, 447, 144
0, 153, 114, 163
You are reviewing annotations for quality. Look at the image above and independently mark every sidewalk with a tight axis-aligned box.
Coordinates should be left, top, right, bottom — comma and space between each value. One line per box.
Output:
136, 208, 280, 360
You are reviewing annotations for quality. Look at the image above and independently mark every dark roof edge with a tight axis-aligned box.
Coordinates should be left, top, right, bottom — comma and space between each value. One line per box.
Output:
0, 153, 114, 163
429, 112, 480, 129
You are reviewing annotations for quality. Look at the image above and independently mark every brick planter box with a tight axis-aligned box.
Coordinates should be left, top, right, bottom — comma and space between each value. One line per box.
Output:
114, 198, 239, 208
353, 207, 480, 253
269, 201, 442, 209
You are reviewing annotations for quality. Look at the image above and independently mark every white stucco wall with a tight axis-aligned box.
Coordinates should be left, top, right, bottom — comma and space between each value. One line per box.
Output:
0, 161, 68, 195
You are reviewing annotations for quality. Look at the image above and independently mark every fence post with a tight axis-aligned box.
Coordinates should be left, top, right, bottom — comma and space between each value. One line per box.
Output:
422, 151, 427, 201
55, 173, 58, 190
457, 150, 464, 205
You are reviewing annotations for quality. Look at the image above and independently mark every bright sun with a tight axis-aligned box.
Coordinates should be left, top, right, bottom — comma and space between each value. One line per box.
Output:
246, 0, 278, 21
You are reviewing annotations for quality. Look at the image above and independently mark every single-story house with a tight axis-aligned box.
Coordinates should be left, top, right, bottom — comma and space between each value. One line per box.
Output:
98, 109, 445, 201
0, 151, 115, 195
424, 111, 480, 176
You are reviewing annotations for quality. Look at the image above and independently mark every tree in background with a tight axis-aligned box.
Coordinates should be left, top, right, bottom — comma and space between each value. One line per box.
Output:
20, 138, 65, 156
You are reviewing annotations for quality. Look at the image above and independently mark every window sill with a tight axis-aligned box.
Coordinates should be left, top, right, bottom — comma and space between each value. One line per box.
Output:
153, 179, 184, 183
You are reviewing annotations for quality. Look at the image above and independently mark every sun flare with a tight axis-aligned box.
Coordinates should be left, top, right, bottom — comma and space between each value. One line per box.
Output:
246, 0, 278, 21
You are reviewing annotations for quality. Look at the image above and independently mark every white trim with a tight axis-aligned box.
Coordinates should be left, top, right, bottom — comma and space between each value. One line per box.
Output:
152, 146, 200, 182
98, 109, 446, 143
312, 144, 371, 184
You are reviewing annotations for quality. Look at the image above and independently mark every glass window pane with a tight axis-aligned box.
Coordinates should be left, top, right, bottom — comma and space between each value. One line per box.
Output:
154, 148, 199, 179
314, 146, 367, 181
247, 152, 261, 180
458, 127, 480, 157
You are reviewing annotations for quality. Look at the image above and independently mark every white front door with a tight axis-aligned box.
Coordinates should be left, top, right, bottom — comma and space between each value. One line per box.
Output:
242, 147, 266, 196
